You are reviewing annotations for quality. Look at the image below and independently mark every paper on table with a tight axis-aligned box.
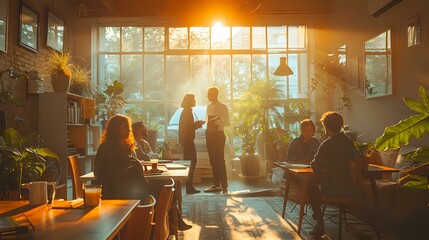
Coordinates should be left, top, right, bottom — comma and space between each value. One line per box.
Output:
277, 162, 311, 169
165, 164, 187, 170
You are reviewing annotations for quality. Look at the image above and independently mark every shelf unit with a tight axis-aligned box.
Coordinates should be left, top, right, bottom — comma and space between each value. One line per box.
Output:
39, 93, 100, 200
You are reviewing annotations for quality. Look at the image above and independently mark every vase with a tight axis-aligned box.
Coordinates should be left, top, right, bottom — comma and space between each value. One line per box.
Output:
51, 72, 70, 93
240, 154, 260, 176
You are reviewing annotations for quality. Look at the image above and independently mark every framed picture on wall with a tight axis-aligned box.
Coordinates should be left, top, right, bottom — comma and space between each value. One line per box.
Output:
47, 11, 64, 52
0, 0, 8, 53
19, 2, 39, 52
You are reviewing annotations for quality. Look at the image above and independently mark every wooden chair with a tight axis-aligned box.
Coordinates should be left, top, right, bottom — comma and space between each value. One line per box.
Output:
152, 178, 175, 240
68, 155, 83, 199
120, 195, 156, 240
321, 159, 380, 240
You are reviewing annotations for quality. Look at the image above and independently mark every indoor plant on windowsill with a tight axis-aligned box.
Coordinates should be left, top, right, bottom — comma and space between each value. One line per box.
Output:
95, 80, 126, 125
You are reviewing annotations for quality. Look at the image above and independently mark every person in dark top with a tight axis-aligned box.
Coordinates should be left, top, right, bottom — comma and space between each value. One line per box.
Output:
94, 114, 192, 231
94, 114, 149, 200
307, 111, 358, 239
285, 119, 320, 164
131, 121, 154, 161
179, 94, 205, 194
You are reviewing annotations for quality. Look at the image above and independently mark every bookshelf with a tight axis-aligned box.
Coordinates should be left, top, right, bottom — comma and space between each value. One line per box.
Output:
39, 93, 100, 200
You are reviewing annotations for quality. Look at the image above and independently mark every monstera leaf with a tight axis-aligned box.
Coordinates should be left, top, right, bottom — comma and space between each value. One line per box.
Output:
375, 86, 429, 151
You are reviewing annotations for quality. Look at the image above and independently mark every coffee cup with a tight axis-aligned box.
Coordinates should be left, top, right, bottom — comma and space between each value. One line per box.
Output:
150, 159, 159, 170
84, 185, 102, 206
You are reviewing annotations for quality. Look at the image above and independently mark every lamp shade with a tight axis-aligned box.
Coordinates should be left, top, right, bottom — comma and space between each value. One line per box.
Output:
273, 57, 293, 76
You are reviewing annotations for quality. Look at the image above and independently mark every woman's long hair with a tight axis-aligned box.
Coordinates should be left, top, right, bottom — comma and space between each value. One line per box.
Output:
181, 93, 195, 108
101, 114, 136, 153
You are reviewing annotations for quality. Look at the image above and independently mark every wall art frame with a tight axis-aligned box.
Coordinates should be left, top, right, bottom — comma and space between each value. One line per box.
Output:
0, 0, 9, 53
47, 10, 64, 52
19, 1, 39, 52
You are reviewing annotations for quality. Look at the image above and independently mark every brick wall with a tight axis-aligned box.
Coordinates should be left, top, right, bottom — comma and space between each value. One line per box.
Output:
0, 0, 76, 132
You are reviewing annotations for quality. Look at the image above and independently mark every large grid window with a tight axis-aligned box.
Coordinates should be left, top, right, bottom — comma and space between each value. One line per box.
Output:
96, 24, 309, 150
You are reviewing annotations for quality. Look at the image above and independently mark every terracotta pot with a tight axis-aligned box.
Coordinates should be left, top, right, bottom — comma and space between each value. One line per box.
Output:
51, 72, 70, 93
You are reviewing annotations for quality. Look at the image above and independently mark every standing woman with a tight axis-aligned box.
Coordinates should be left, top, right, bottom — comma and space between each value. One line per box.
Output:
179, 94, 204, 194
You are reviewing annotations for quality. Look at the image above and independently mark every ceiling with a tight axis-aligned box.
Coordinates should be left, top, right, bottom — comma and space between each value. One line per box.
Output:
73, 0, 332, 20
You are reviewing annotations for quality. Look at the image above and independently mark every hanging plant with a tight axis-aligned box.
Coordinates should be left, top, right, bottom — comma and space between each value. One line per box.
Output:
309, 54, 349, 110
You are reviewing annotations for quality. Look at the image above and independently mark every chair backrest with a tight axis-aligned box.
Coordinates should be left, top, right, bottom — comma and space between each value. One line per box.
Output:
152, 178, 175, 240
121, 195, 156, 240
348, 159, 362, 186
68, 155, 83, 199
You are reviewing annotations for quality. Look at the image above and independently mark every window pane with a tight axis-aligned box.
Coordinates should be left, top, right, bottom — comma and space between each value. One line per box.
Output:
190, 27, 209, 49
144, 55, 164, 100
252, 54, 267, 81
144, 27, 164, 51
99, 27, 120, 52
122, 27, 142, 52
232, 54, 250, 99
252, 27, 266, 49
211, 55, 231, 100
288, 26, 306, 49
190, 55, 211, 101
169, 27, 188, 49
211, 26, 230, 49
98, 54, 120, 87
232, 27, 250, 49
166, 55, 189, 101
293, 53, 309, 98
122, 55, 143, 101
268, 26, 286, 49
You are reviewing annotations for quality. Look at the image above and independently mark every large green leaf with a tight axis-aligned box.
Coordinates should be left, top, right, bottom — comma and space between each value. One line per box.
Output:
375, 114, 429, 151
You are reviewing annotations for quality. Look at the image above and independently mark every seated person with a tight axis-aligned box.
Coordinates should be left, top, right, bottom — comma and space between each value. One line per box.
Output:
132, 121, 159, 160
307, 111, 359, 239
94, 114, 191, 231
285, 119, 321, 164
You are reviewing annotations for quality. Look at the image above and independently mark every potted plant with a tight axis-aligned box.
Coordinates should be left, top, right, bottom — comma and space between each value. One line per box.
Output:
38, 49, 73, 93
232, 96, 260, 177
0, 127, 60, 200
375, 85, 429, 189
95, 80, 126, 123
68, 64, 95, 98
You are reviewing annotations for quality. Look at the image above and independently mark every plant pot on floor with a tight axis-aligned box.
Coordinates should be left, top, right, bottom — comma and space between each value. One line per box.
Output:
240, 154, 260, 177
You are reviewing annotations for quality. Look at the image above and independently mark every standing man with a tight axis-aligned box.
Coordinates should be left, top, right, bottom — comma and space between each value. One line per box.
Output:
204, 86, 230, 193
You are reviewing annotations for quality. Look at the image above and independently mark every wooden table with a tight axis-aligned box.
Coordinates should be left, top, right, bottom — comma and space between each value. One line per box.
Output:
80, 164, 189, 212
275, 162, 399, 235
80, 166, 189, 183
0, 200, 140, 240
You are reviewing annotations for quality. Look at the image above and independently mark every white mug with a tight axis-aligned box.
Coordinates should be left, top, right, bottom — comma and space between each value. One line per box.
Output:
22, 181, 56, 205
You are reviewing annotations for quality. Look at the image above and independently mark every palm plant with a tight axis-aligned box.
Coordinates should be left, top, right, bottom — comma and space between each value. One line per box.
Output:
375, 85, 429, 189
245, 80, 284, 145
0, 128, 59, 199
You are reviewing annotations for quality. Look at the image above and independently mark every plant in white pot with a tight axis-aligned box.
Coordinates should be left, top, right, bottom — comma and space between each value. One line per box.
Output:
232, 94, 260, 177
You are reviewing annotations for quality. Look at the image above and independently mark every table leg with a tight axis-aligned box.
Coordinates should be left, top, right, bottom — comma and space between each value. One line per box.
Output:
297, 180, 308, 235
282, 174, 291, 218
